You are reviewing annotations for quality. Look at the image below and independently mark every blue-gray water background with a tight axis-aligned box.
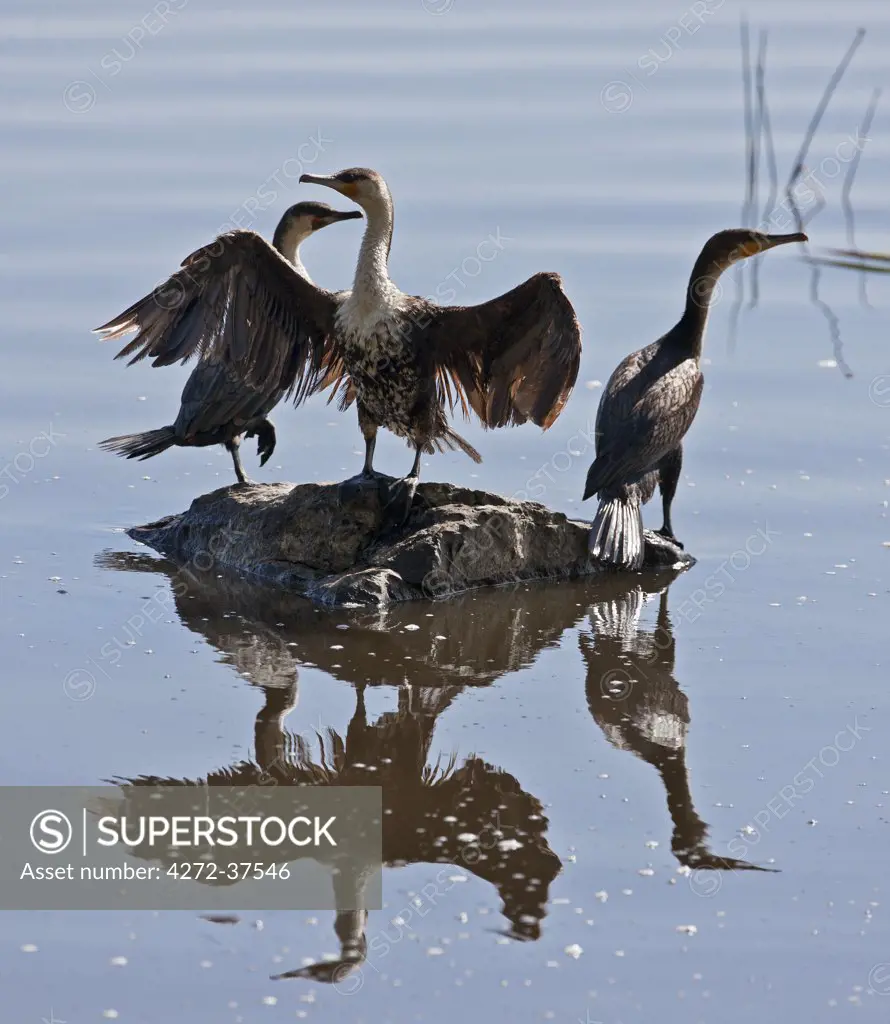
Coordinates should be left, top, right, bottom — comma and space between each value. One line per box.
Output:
2, 0, 889, 1020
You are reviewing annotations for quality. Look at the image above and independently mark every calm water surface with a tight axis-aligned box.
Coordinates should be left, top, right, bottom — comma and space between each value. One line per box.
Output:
2, 0, 890, 1020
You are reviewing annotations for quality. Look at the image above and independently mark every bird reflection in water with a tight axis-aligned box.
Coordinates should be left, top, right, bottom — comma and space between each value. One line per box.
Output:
98, 551, 772, 988
98, 553, 564, 985
580, 576, 774, 874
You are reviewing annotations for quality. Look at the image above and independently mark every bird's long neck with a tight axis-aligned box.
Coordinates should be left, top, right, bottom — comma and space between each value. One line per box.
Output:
351, 190, 395, 306
658, 753, 709, 859
272, 222, 311, 281
675, 245, 730, 360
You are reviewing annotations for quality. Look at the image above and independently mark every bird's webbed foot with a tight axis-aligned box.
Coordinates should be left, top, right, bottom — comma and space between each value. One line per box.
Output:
338, 468, 392, 506
655, 526, 684, 549
338, 474, 418, 531
337, 438, 420, 527
376, 474, 419, 528
244, 419, 277, 467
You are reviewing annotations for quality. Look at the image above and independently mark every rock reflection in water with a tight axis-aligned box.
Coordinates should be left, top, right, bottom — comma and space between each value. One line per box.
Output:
99, 552, 567, 981
99, 550, 769, 986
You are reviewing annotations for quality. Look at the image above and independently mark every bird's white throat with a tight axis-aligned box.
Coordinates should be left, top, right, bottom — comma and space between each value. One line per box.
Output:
341, 193, 404, 335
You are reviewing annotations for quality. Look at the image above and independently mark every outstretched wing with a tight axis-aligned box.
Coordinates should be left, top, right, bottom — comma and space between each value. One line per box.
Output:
94, 230, 342, 403
415, 271, 582, 430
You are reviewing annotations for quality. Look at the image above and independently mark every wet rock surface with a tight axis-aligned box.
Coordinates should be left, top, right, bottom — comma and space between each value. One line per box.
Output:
128, 479, 694, 607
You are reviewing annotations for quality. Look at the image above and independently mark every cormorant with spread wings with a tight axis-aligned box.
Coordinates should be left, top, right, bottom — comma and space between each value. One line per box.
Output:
97, 202, 361, 483
95, 167, 582, 512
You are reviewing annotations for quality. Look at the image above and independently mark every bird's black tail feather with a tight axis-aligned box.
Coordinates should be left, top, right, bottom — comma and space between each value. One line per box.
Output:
99, 427, 177, 461
588, 495, 644, 569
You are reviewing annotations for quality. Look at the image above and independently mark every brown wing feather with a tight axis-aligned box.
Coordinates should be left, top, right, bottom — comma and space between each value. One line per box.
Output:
414, 271, 582, 430
94, 230, 343, 404
318, 348, 356, 412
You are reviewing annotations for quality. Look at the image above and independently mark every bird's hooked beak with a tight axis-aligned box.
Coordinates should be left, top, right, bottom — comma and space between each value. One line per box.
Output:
732, 231, 808, 262
314, 209, 363, 230
763, 231, 808, 249
300, 173, 356, 198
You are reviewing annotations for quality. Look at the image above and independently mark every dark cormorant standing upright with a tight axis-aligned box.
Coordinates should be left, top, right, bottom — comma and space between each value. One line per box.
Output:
582, 228, 807, 569
97, 202, 362, 483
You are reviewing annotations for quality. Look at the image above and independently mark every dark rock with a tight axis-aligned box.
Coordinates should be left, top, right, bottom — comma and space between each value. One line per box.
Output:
128, 479, 694, 608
